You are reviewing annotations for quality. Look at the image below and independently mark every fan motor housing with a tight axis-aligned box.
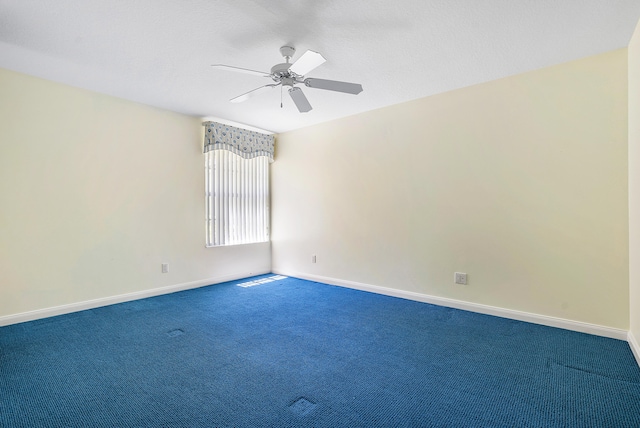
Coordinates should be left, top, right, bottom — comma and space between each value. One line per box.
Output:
270, 63, 297, 81
281, 77, 296, 87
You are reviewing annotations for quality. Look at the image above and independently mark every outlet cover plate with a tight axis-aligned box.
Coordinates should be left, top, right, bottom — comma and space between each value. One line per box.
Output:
454, 272, 467, 285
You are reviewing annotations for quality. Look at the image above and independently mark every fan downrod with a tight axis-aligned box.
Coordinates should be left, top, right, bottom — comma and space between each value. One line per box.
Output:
271, 46, 299, 81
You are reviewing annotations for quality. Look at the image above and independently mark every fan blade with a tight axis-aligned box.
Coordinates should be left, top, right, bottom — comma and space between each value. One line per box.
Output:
211, 64, 270, 78
289, 50, 326, 76
230, 84, 278, 103
304, 78, 363, 95
288, 87, 312, 113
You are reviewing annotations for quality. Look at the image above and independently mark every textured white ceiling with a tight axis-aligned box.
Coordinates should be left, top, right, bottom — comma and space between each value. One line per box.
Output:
1, 0, 639, 133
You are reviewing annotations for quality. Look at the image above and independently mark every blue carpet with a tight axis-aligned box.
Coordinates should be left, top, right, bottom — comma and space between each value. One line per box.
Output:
1, 275, 639, 427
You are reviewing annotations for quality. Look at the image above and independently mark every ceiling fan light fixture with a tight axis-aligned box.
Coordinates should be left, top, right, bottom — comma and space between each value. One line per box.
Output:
211, 46, 362, 113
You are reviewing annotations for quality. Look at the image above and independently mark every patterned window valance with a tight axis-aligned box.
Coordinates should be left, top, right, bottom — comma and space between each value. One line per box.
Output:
203, 121, 274, 161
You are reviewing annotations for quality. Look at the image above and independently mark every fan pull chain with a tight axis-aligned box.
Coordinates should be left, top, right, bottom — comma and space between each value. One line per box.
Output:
280, 85, 283, 108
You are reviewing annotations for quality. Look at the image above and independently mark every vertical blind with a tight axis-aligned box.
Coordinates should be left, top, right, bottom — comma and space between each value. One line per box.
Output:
205, 124, 273, 247
205, 150, 269, 246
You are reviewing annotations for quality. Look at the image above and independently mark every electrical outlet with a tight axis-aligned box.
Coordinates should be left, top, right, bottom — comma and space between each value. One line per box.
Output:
162, 263, 169, 273
312, 255, 317, 263
454, 272, 467, 285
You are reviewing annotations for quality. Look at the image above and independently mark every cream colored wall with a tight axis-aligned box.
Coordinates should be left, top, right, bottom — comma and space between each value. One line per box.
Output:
272, 49, 629, 329
629, 21, 640, 343
0, 68, 270, 319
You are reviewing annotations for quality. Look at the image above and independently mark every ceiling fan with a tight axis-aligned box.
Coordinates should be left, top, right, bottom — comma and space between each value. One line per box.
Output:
211, 46, 363, 113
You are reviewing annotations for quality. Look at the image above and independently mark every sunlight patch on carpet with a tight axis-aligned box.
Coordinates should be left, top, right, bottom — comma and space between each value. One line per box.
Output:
236, 275, 288, 288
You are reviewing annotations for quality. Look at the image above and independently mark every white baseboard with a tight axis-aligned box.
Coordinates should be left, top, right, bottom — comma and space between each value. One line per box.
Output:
629, 331, 640, 368
5, 268, 634, 355
0, 270, 271, 327
273, 269, 629, 341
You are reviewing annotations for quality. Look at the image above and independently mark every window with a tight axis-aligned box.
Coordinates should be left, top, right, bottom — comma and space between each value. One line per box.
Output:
203, 121, 274, 247
205, 150, 269, 246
